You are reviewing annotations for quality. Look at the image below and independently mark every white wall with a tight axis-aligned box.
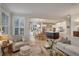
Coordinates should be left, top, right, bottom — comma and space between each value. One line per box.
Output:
0, 1, 1, 34
70, 14, 79, 46
54, 21, 67, 40
24, 18, 30, 41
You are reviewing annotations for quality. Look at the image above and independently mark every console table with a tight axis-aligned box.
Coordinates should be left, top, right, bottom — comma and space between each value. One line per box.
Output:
1, 40, 13, 56
45, 32, 59, 39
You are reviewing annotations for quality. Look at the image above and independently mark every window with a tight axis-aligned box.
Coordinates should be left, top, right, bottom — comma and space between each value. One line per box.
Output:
20, 28, 24, 35
15, 28, 19, 35
14, 18, 19, 27
2, 13, 8, 34
13, 16, 25, 36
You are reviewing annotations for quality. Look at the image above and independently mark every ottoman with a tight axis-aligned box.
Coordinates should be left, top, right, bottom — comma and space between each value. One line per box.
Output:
20, 45, 31, 56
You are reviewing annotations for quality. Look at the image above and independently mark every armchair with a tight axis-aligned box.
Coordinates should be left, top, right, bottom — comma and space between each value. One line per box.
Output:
11, 35, 25, 52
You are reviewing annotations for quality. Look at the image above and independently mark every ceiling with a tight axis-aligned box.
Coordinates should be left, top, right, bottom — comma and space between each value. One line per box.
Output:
2, 3, 79, 22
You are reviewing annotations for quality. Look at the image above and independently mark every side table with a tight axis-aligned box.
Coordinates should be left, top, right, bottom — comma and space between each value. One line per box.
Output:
1, 40, 13, 56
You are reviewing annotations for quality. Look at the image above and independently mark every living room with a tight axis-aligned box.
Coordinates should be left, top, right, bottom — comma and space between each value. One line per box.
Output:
0, 3, 79, 56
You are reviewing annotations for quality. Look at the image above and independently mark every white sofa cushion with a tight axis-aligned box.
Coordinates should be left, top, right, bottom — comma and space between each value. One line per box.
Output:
11, 35, 22, 42
14, 42, 25, 47
12, 42, 25, 52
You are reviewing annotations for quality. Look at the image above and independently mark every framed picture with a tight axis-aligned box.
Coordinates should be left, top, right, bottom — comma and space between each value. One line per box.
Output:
59, 27, 64, 32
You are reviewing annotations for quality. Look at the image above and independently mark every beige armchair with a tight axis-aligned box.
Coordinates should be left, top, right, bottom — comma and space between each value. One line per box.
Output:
11, 35, 25, 52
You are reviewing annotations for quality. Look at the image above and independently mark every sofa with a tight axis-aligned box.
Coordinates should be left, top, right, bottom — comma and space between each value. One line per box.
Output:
55, 42, 79, 56
11, 35, 26, 52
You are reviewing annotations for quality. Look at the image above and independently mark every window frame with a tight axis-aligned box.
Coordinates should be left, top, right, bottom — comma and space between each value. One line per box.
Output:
13, 16, 25, 36
2, 12, 9, 34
